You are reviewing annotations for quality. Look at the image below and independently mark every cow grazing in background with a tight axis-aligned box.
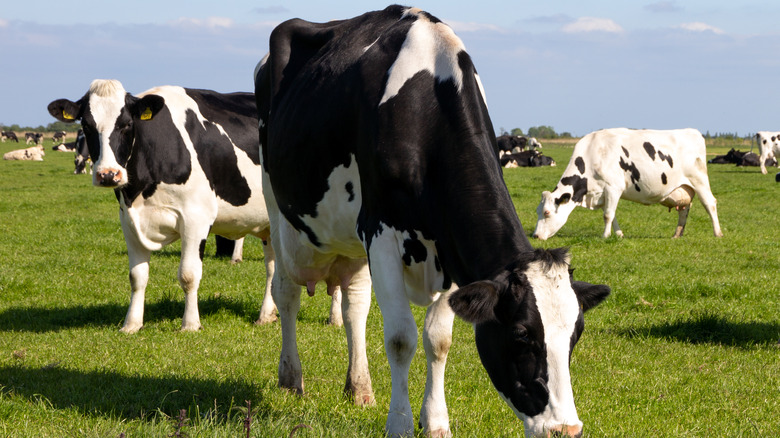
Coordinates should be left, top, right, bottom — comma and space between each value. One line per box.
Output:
534, 128, 723, 240
52, 130, 67, 144
497, 134, 542, 154
47, 80, 286, 332
1, 131, 19, 142
255, 6, 610, 438
3, 145, 45, 161
755, 131, 780, 174
25, 132, 43, 145
500, 149, 556, 168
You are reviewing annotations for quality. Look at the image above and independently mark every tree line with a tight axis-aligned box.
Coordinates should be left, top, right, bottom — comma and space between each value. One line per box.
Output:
501, 126, 755, 140
0, 122, 80, 133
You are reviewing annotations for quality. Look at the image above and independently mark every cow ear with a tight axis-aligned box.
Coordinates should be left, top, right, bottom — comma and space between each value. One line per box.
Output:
131, 94, 165, 121
555, 192, 572, 205
47, 99, 81, 123
572, 281, 611, 312
448, 280, 502, 324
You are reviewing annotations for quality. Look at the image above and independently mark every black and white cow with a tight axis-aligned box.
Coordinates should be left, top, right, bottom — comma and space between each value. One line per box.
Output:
47, 79, 282, 332
500, 149, 556, 168
52, 130, 67, 144
25, 132, 43, 145
754, 131, 780, 174
497, 135, 542, 154
255, 6, 609, 438
71, 129, 92, 174
533, 128, 723, 240
1, 131, 19, 142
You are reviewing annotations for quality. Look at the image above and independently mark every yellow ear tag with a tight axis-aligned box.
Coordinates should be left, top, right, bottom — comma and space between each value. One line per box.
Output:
62, 110, 75, 120
140, 107, 153, 121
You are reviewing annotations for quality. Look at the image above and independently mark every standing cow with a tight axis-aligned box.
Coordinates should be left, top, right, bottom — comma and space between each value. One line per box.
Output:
46, 80, 283, 332
755, 131, 780, 175
533, 128, 723, 240
255, 6, 609, 438
1, 131, 19, 142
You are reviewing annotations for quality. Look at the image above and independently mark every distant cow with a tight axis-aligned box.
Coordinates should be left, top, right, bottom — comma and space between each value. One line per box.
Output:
755, 131, 780, 174
3, 145, 45, 161
255, 6, 610, 438
534, 128, 723, 239
500, 149, 556, 168
47, 79, 285, 332
25, 132, 43, 145
497, 135, 542, 154
52, 130, 67, 144
708, 148, 777, 167
71, 129, 92, 175
1, 131, 19, 142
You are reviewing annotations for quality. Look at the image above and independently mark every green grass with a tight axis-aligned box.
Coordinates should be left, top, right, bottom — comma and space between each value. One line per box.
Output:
0, 140, 778, 437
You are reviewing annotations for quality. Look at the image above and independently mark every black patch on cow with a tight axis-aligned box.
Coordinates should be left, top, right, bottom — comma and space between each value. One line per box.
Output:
643, 142, 656, 160
185, 109, 253, 206
621, 146, 629, 157
402, 231, 428, 266
619, 157, 641, 192
184, 89, 260, 165
559, 175, 588, 203
574, 156, 585, 174
658, 150, 674, 168
661, 172, 667, 185
345, 181, 355, 202
121, 104, 192, 205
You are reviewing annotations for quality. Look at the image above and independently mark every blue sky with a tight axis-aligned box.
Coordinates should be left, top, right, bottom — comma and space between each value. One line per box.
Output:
2, 1, 779, 136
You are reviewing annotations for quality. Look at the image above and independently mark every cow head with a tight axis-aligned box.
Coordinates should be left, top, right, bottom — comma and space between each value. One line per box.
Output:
449, 248, 609, 438
533, 189, 577, 240
48, 79, 165, 188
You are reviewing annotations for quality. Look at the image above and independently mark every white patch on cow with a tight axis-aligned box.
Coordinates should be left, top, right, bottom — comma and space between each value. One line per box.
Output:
523, 257, 583, 436
372, 224, 447, 306
379, 13, 465, 106
297, 155, 365, 258
474, 73, 488, 109
88, 79, 128, 185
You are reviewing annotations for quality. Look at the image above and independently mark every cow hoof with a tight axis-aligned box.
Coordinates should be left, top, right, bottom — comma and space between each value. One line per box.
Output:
119, 324, 142, 334
425, 428, 452, 438
180, 322, 202, 332
328, 316, 343, 327
255, 314, 278, 325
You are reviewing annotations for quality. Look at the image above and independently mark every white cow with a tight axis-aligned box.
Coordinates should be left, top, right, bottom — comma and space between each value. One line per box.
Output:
3, 145, 45, 161
755, 131, 780, 175
533, 128, 723, 240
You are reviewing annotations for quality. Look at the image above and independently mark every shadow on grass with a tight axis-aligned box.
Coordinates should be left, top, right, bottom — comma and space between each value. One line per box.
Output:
620, 312, 780, 349
0, 295, 255, 333
0, 364, 277, 424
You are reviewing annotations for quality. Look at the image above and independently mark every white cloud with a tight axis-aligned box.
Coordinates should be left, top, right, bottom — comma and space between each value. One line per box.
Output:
562, 17, 624, 34
676, 22, 724, 34
169, 16, 234, 30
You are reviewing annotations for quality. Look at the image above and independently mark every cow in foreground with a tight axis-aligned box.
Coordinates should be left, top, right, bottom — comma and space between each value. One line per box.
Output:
255, 6, 610, 438
534, 128, 723, 240
47, 80, 282, 332
755, 131, 780, 174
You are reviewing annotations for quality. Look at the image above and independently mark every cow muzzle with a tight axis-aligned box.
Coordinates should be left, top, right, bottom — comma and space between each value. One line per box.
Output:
96, 169, 123, 187
548, 424, 582, 438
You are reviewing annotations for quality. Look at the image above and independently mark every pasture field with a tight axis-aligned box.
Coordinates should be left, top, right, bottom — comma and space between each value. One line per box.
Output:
0, 138, 778, 437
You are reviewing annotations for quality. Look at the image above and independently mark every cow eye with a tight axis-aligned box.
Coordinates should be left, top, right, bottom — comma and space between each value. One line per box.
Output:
512, 325, 529, 343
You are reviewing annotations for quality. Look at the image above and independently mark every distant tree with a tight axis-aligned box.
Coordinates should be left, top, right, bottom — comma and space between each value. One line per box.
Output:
510, 128, 524, 136
559, 132, 573, 139
46, 121, 80, 133
527, 125, 558, 139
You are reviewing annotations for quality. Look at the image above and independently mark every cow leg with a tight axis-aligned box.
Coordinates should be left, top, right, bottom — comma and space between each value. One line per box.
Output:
231, 237, 244, 264
690, 172, 724, 237
419, 289, 456, 438
328, 286, 343, 326
178, 232, 208, 331
340, 260, 375, 405
122, 238, 152, 334
256, 240, 278, 324
273, 263, 305, 394
369, 241, 418, 437
672, 206, 690, 238
602, 190, 623, 238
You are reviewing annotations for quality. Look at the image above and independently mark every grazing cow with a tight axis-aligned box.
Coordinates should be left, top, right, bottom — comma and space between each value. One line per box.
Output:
25, 132, 43, 145
500, 149, 556, 168
497, 135, 542, 154
1, 131, 19, 142
755, 131, 780, 174
255, 6, 610, 438
46, 79, 283, 332
534, 128, 723, 240
3, 145, 45, 161
52, 130, 67, 144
